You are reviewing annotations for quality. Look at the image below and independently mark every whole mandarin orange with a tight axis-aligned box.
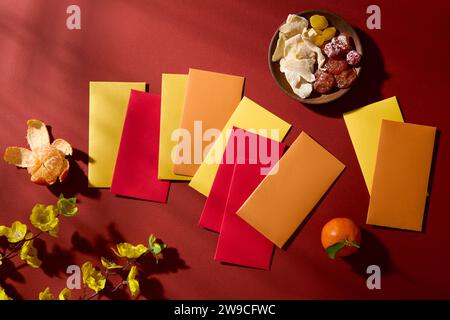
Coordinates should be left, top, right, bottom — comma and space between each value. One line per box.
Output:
321, 217, 361, 258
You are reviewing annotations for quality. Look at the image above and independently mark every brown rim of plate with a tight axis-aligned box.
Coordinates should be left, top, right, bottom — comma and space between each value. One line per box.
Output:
268, 9, 363, 105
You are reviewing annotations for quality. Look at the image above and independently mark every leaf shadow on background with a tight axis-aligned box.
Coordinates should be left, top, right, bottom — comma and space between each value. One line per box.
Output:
343, 228, 395, 277
46, 126, 100, 200
33, 239, 77, 279
137, 246, 190, 300
0, 233, 77, 298
0, 237, 26, 299
0, 279, 24, 300
71, 223, 189, 299
0, 259, 25, 300
0, 237, 25, 294
71, 223, 126, 260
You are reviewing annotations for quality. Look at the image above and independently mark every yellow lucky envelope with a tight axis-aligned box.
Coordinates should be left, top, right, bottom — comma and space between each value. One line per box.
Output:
158, 74, 191, 181
88, 81, 146, 188
343, 96, 404, 193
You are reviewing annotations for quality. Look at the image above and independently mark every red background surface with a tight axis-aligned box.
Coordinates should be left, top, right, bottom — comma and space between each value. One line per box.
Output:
1, 0, 449, 300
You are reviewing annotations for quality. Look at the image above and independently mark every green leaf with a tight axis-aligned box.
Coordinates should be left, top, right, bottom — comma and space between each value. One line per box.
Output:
57, 194, 78, 217
153, 244, 162, 255
325, 241, 346, 259
148, 234, 156, 249
148, 234, 166, 262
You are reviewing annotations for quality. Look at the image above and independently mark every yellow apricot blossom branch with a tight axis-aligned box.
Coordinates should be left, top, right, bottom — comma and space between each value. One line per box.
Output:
82, 236, 166, 300
0, 194, 78, 300
1, 193, 167, 301
37, 235, 166, 300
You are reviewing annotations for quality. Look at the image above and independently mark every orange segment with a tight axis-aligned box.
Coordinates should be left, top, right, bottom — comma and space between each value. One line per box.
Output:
59, 159, 70, 182
30, 146, 66, 185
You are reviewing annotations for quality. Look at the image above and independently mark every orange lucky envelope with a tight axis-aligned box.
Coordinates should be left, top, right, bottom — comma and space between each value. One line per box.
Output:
236, 132, 345, 248
173, 69, 244, 177
367, 120, 437, 231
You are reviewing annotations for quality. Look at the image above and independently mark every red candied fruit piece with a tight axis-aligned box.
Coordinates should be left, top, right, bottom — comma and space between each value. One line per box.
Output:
346, 50, 362, 66
323, 42, 342, 59
335, 69, 358, 89
313, 69, 336, 94
324, 58, 349, 75
333, 33, 353, 54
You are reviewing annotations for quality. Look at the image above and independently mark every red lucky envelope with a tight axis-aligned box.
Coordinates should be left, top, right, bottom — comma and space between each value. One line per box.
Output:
199, 128, 285, 232
111, 90, 170, 202
198, 129, 236, 232
214, 133, 285, 269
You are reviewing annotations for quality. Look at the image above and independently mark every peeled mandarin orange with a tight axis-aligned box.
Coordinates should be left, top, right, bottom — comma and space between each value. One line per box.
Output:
4, 119, 72, 185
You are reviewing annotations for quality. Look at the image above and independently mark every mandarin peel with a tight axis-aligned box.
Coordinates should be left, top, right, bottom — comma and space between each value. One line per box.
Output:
3, 119, 72, 185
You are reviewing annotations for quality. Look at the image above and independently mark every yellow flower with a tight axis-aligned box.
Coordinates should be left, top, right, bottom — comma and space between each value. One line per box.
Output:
82, 262, 106, 293
112, 243, 148, 259
0, 286, 12, 300
6, 221, 27, 243
48, 222, 59, 238
39, 287, 54, 300
100, 257, 123, 270
20, 233, 42, 268
0, 225, 9, 237
30, 204, 59, 236
58, 288, 71, 300
127, 266, 140, 297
